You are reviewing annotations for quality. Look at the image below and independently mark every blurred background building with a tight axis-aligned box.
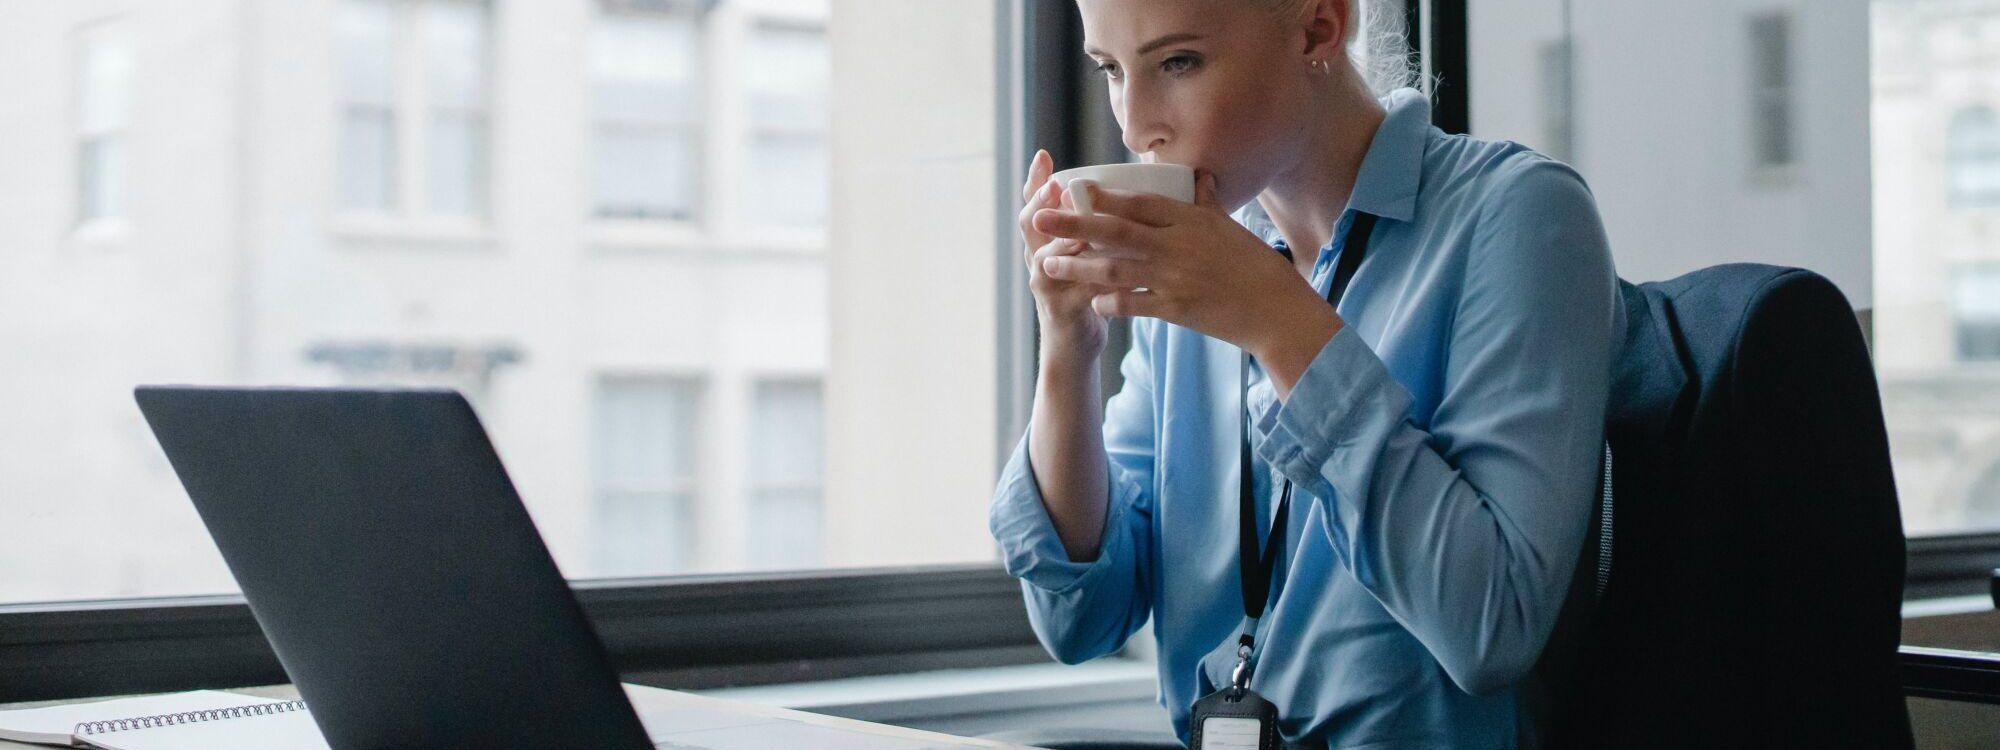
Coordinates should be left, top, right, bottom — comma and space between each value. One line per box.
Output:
0, 0, 1005, 601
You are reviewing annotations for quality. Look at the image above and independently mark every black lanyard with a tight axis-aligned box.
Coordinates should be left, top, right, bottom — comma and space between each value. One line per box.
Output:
1234, 211, 1379, 663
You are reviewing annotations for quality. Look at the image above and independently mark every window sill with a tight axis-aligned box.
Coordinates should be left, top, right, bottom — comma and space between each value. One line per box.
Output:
587, 221, 824, 257
1905, 594, 1994, 619
330, 216, 496, 251
68, 218, 133, 251
695, 657, 1157, 726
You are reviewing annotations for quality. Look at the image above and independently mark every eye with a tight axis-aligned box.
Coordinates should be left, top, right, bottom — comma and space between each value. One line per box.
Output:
1161, 55, 1201, 75
1093, 60, 1122, 80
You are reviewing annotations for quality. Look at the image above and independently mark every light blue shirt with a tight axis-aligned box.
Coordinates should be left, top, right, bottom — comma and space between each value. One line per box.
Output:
989, 88, 1622, 749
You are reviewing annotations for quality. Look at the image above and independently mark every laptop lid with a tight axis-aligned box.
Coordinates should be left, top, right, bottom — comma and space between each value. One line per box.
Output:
134, 386, 652, 750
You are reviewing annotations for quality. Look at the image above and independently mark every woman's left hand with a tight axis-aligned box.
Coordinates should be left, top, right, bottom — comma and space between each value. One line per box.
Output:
1030, 172, 1339, 360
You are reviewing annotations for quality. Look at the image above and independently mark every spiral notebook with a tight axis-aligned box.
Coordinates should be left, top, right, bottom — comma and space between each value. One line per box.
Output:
0, 690, 330, 750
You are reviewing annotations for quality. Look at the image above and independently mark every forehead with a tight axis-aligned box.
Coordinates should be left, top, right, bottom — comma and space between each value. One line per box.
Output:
1076, 0, 1265, 53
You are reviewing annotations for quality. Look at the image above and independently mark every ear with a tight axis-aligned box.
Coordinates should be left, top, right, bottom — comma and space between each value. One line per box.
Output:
1300, 0, 1351, 58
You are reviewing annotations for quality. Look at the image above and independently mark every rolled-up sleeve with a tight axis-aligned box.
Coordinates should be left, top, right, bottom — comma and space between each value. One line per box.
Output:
989, 321, 1159, 665
1251, 158, 1617, 695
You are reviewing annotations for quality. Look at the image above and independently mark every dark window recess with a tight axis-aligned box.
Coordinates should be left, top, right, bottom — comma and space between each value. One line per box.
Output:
1748, 11, 1795, 169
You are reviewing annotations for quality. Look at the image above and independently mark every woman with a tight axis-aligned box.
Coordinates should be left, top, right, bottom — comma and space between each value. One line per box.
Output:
987, 0, 1621, 747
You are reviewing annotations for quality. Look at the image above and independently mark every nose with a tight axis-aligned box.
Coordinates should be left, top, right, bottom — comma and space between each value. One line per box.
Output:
1116, 83, 1170, 157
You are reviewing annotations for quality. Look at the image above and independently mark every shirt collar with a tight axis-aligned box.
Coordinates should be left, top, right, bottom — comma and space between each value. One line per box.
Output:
1236, 87, 1432, 245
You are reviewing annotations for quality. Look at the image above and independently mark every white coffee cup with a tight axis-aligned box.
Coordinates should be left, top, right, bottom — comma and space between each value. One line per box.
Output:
1049, 162, 1196, 215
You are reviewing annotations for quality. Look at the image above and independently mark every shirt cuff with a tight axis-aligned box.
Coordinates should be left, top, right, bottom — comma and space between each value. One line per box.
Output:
1251, 323, 1412, 493
989, 428, 1137, 596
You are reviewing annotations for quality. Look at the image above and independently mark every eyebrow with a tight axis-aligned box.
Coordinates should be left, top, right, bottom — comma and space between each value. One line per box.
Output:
1084, 32, 1206, 58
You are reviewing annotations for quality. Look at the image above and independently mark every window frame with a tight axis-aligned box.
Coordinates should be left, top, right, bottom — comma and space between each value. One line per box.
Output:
332, 0, 495, 230
73, 16, 132, 229
1746, 9, 1799, 178
586, 0, 711, 225
13, 0, 2000, 709
1948, 105, 2000, 209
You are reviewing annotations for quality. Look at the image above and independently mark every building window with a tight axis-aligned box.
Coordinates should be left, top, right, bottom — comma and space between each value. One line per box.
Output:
335, 0, 490, 218
76, 20, 131, 225
1948, 106, 2000, 208
746, 379, 824, 570
589, 0, 704, 221
592, 377, 702, 576
1954, 266, 2000, 363
1537, 38, 1575, 164
1747, 11, 1795, 171
738, 20, 829, 230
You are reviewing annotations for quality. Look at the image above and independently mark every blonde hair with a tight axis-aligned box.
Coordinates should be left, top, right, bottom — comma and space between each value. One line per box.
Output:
1262, 0, 1418, 97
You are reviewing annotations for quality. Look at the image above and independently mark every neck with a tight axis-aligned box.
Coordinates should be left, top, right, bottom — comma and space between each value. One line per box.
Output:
1257, 75, 1389, 273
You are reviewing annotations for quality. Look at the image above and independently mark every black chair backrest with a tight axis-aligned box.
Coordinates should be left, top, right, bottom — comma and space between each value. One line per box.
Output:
1542, 264, 1912, 747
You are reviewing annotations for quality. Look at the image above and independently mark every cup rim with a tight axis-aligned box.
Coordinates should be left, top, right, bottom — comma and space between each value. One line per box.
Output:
1048, 162, 1194, 184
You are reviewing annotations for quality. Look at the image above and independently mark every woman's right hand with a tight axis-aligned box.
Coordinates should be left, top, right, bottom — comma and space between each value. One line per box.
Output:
1021, 149, 1109, 361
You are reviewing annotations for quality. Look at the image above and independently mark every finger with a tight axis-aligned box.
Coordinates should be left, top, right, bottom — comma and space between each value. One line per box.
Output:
1019, 179, 1058, 227
1018, 177, 1061, 249
1032, 207, 1155, 250
1092, 289, 1164, 319
1021, 149, 1052, 202
1074, 183, 1186, 228
1029, 239, 1092, 276
1194, 170, 1221, 211
1041, 254, 1156, 288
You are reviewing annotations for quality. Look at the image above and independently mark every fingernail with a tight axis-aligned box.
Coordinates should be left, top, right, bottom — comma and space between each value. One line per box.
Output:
1042, 256, 1062, 275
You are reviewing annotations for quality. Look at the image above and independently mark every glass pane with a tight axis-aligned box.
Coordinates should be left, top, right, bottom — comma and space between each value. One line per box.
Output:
2, 0, 996, 602
594, 490, 696, 575
594, 378, 699, 486
751, 380, 822, 483
336, 0, 397, 106
77, 135, 125, 222
1875, 1, 2000, 535
741, 132, 827, 228
1948, 107, 2000, 206
339, 108, 397, 211
425, 112, 487, 215
748, 487, 823, 570
593, 125, 697, 220
76, 22, 131, 136
742, 23, 827, 132
420, 0, 488, 111
592, 379, 699, 574
590, 10, 699, 124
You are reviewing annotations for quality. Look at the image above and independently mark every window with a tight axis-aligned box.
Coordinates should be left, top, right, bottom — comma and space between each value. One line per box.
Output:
589, 0, 704, 221
592, 378, 702, 576
1468, 1, 1996, 538
1748, 11, 1795, 171
76, 19, 131, 225
1948, 106, 2000, 208
746, 379, 824, 570
0, 0, 1003, 604
336, 0, 491, 218
1954, 266, 2000, 363
738, 21, 829, 230
1537, 38, 1574, 164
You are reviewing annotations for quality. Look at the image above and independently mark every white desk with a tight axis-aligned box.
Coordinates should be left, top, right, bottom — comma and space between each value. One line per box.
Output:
0, 683, 1047, 749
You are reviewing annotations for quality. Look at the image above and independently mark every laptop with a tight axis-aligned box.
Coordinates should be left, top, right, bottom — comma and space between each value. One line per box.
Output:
134, 386, 1005, 750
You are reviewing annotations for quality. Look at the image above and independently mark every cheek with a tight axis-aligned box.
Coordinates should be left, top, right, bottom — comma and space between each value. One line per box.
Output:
1191, 87, 1298, 189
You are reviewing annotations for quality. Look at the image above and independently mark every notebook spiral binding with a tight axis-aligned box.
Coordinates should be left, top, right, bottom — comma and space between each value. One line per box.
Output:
74, 700, 309, 736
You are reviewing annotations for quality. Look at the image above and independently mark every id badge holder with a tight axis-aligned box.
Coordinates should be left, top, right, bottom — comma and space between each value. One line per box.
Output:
1189, 653, 1281, 750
